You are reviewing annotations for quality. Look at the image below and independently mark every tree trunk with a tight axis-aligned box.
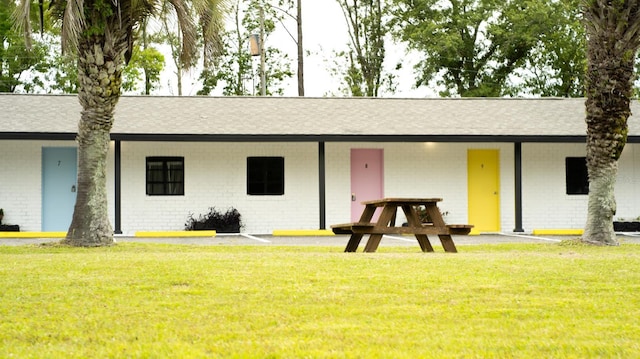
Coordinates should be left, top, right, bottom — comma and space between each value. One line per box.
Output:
62, 38, 122, 247
296, 0, 304, 96
582, 5, 637, 246
583, 162, 618, 245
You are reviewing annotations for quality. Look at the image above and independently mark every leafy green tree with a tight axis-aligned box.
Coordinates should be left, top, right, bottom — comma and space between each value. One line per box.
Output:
388, 0, 554, 97
122, 45, 165, 94
119, 20, 166, 95
199, 0, 253, 95
335, 0, 391, 97
45, 51, 79, 93
198, 0, 292, 96
272, 0, 303, 95
508, 0, 586, 97
156, 6, 190, 96
582, 0, 640, 245
14, 0, 228, 246
0, 0, 49, 93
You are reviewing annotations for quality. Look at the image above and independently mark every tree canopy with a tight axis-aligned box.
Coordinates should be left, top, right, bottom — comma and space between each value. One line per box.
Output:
335, 0, 390, 97
0, 0, 49, 92
510, 0, 585, 97
388, 0, 556, 97
199, 0, 293, 96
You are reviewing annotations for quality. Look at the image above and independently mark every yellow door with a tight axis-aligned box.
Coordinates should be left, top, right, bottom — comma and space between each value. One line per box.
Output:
468, 149, 500, 234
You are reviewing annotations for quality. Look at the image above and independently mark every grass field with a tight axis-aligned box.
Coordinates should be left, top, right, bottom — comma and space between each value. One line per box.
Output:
1, 242, 639, 358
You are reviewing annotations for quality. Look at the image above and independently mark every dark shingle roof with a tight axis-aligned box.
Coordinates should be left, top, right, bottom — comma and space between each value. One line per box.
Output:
2, 94, 639, 142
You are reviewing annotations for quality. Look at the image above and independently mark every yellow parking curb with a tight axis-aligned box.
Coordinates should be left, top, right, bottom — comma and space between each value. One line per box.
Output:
0, 232, 67, 238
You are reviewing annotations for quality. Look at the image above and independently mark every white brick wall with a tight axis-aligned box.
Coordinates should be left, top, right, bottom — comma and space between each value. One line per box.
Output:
0, 140, 77, 231
615, 143, 640, 221
324, 143, 352, 228
522, 143, 587, 230
521, 143, 640, 230
2, 140, 639, 234
119, 142, 319, 234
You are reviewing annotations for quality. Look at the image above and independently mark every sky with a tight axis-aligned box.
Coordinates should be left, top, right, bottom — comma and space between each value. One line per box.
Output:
156, 0, 430, 98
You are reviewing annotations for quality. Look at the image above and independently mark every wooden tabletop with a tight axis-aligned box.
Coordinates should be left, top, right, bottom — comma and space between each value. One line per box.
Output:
361, 198, 443, 206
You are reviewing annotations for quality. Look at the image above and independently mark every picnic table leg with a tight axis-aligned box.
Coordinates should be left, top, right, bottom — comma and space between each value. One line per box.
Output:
416, 235, 435, 253
358, 204, 377, 222
344, 234, 365, 252
401, 205, 434, 252
344, 204, 377, 252
438, 234, 458, 253
389, 211, 397, 227
424, 203, 446, 227
363, 205, 397, 253
424, 202, 458, 252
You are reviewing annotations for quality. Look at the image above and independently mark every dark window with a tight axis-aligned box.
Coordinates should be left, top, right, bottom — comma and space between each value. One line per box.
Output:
146, 157, 184, 195
247, 157, 284, 195
566, 157, 589, 195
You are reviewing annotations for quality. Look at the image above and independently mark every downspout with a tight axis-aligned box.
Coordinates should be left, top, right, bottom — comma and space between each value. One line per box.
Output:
514, 142, 524, 232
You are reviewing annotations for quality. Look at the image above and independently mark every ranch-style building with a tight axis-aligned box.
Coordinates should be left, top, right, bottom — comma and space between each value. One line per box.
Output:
1, 93, 639, 235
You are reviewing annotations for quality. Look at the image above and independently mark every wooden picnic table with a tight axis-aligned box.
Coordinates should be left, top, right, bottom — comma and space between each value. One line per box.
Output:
331, 198, 473, 253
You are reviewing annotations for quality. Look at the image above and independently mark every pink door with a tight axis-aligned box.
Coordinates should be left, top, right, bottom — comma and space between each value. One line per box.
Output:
351, 149, 384, 221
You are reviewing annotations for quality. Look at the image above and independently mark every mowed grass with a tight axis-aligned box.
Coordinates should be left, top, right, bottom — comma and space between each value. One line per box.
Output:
1, 242, 640, 358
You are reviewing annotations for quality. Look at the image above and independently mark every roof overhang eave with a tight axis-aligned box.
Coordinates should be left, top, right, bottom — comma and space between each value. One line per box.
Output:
3, 132, 640, 144
108, 133, 591, 143
0, 132, 77, 140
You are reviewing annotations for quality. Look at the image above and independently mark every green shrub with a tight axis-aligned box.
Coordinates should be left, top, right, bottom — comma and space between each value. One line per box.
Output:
185, 207, 243, 233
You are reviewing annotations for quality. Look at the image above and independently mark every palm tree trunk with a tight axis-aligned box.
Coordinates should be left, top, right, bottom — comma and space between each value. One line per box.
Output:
583, 161, 618, 245
582, 19, 635, 246
63, 38, 121, 246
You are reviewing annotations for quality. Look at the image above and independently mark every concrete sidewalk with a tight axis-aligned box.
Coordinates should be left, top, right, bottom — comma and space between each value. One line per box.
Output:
3, 232, 638, 247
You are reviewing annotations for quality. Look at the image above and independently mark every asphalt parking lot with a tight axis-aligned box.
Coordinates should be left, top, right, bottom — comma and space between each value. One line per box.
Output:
2, 232, 639, 247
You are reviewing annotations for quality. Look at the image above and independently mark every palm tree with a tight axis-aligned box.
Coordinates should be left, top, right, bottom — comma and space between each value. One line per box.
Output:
14, 0, 228, 246
582, 1, 640, 245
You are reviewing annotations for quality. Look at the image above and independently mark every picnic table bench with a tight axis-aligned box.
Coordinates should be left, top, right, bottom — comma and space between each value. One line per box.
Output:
331, 198, 473, 253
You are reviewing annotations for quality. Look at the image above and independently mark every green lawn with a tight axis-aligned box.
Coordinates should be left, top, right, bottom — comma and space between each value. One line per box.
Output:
1, 242, 639, 358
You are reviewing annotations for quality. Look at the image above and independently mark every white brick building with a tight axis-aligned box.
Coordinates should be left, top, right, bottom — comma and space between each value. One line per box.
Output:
1, 94, 639, 234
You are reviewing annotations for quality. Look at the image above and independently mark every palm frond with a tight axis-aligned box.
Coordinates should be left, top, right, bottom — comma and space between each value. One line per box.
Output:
61, 0, 86, 54
167, 0, 198, 68
119, 0, 159, 63
197, 0, 229, 67
127, 0, 160, 22
12, 0, 34, 48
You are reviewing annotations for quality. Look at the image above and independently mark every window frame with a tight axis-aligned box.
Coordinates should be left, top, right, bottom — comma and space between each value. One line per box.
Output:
565, 157, 589, 195
246, 156, 285, 196
146, 156, 185, 196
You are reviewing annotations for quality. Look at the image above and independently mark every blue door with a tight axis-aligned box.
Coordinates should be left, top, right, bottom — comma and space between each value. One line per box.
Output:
42, 147, 78, 231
